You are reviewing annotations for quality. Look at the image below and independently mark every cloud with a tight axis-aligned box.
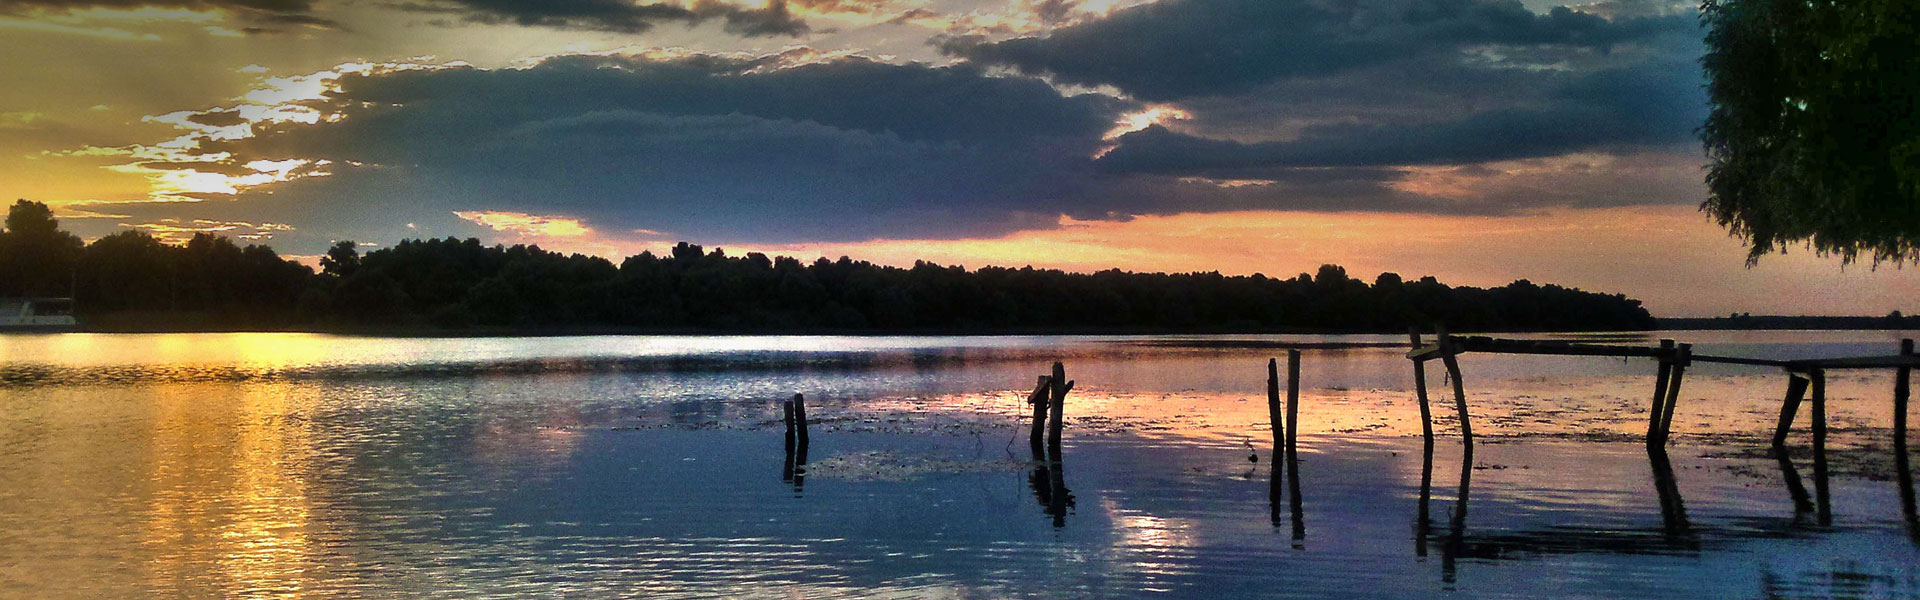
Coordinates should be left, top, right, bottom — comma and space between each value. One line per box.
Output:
1098, 56, 1707, 174
77, 0, 1716, 251
1, 0, 814, 36
112, 53, 1157, 246
0, 0, 343, 32
942, 0, 1697, 101
934, 0, 1707, 184
393, 0, 810, 36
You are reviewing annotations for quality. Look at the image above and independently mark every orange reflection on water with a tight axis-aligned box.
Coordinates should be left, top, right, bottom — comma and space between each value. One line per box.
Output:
137, 383, 316, 598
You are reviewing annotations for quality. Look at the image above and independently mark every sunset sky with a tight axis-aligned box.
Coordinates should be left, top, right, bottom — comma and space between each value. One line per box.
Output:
3, 0, 1916, 317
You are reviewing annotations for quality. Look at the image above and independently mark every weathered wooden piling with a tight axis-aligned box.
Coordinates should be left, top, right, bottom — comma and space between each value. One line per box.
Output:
783, 399, 796, 439
1435, 325, 1472, 447
1771, 375, 1810, 451
1896, 339, 1913, 449
1896, 339, 1914, 524
1646, 339, 1675, 445
1267, 358, 1286, 465
1409, 329, 1434, 443
1655, 343, 1692, 446
793, 393, 810, 448
1027, 375, 1053, 457
782, 399, 797, 482
1046, 362, 1075, 454
1810, 369, 1831, 524
1286, 349, 1301, 461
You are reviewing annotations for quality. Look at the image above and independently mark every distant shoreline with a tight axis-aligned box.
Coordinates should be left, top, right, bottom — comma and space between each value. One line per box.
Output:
28, 314, 1914, 337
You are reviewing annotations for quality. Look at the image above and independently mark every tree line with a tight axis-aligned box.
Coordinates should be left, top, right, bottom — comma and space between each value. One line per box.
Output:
0, 200, 1657, 332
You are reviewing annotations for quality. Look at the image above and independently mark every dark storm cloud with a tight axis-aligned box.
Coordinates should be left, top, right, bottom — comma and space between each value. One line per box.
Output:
116, 0, 1715, 248
0, 0, 342, 30
180, 54, 1154, 244
2, 0, 810, 36
941, 0, 1697, 101
391, 0, 808, 36
933, 0, 1707, 184
1098, 56, 1708, 175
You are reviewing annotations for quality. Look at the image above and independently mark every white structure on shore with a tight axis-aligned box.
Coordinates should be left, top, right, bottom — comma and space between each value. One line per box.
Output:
0, 298, 77, 331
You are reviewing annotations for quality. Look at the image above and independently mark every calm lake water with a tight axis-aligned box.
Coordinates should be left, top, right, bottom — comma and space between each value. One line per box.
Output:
1, 331, 1916, 598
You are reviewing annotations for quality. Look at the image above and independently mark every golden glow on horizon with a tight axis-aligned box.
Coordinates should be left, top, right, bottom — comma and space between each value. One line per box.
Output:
454, 210, 596, 239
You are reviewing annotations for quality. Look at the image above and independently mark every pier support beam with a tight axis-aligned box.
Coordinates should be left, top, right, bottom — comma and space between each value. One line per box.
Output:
1771, 375, 1810, 452
1435, 325, 1472, 449
1409, 329, 1434, 443
1646, 339, 1674, 446
1654, 343, 1692, 446
1896, 339, 1914, 526
1811, 368, 1831, 525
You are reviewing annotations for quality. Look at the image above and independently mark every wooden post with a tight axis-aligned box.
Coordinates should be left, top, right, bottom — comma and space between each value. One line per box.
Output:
1409, 328, 1434, 443
783, 399, 796, 439
792, 395, 811, 494
793, 393, 809, 449
1435, 325, 1472, 447
1046, 362, 1075, 454
1895, 339, 1912, 452
1285, 349, 1301, 461
782, 399, 796, 483
1027, 375, 1052, 457
1771, 375, 1809, 451
1811, 368, 1830, 525
1896, 339, 1914, 525
1646, 339, 1674, 445
1656, 343, 1691, 445
1267, 358, 1285, 466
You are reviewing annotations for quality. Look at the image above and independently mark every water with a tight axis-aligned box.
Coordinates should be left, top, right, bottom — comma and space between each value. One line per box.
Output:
1, 331, 1916, 598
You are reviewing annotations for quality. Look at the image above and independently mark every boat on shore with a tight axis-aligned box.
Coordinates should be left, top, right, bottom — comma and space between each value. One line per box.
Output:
1, 298, 78, 332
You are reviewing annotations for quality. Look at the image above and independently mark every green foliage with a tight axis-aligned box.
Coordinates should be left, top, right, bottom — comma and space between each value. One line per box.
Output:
1700, 0, 1920, 262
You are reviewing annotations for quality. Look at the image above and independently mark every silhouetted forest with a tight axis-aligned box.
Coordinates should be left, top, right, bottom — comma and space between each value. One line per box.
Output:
2, 200, 1657, 332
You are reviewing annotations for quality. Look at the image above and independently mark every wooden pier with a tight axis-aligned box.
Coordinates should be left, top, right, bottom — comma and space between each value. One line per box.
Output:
1404, 326, 1915, 526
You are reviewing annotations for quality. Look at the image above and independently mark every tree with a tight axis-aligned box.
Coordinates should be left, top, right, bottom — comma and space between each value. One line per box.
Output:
0, 200, 84, 297
1700, 0, 1920, 262
321, 241, 360, 277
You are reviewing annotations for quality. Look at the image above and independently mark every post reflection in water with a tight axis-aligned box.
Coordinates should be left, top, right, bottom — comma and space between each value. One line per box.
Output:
1773, 451, 1816, 518
1415, 438, 1434, 558
1287, 442, 1304, 547
1442, 441, 1470, 585
1028, 444, 1074, 527
1415, 443, 1739, 585
1266, 434, 1304, 545
1647, 448, 1691, 536
1269, 446, 1284, 530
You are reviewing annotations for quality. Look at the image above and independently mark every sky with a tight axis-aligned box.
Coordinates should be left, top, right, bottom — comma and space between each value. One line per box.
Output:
2, 0, 1915, 317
